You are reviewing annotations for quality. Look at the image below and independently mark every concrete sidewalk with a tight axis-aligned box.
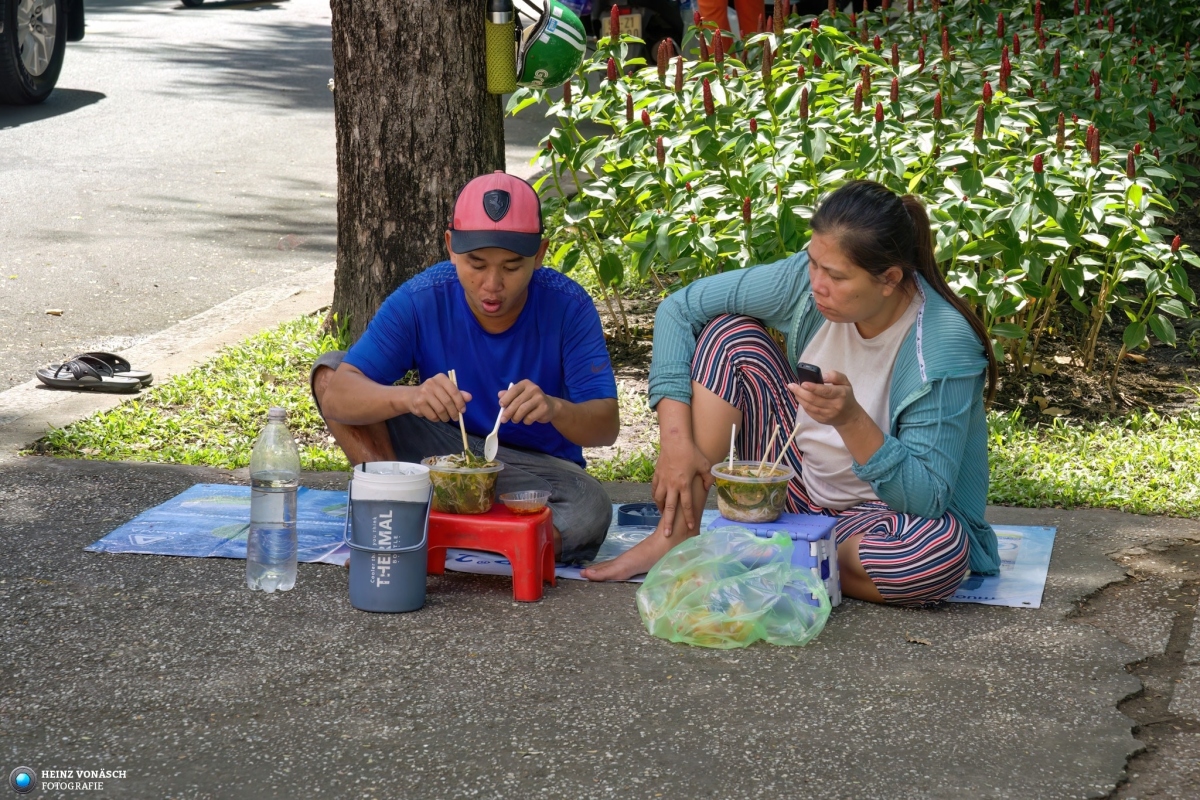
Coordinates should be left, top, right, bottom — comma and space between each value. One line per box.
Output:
1, 457, 1198, 799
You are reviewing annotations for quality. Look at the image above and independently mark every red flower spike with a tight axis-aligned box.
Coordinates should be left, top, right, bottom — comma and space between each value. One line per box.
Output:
610, 5, 620, 41
1038, 28, 1046, 50
1056, 112, 1065, 150
1072, 113, 1079, 124
1073, 0, 1078, 15
908, 0, 914, 12
656, 136, 665, 166
625, 93, 633, 122
782, 0, 791, 22
797, 65, 806, 81
1131, 55, 1137, 67
758, 13, 765, 35
1151, 46, 1156, 56
714, 28, 725, 65
750, 118, 758, 134
742, 197, 752, 225
703, 78, 715, 116
862, 65, 871, 95
762, 44, 773, 85
657, 42, 669, 81
1127, 151, 1136, 179
1027, 88, 1034, 98
854, 83, 863, 113
775, 13, 784, 37
941, 27, 951, 61
800, 86, 810, 120
1134, 143, 1141, 156
932, 0, 939, 11
641, 109, 651, 127
875, 102, 884, 123
1041, 80, 1048, 93
1151, 79, 1158, 96
860, 21, 869, 45
814, 54, 823, 68
731, 68, 739, 79
690, 214, 697, 224
890, 76, 899, 103
828, 0, 836, 15
1085, 0, 1091, 14
874, 34, 882, 51
1182, 104, 1188, 117
545, 140, 552, 152
934, 92, 943, 119
882, 0, 889, 10
563, 81, 572, 107
1094, 83, 1101, 101
1108, 15, 1114, 34
607, 57, 618, 82
850, 11, 856, 28
693, 11, 701, 28
1033, 154, 1044, 173
699, 33, 710, 61
675, 57, 684, 93
685, 181, 692, 192
1172, 235, 1182, 253
1013, 33, 1020, 57
1154, 148, 1160, 159
918, 46, 926, 71
974, 104, 985, 140
983, 81, 993, 104
891, 43, 900, 70
997, 13, 1005, 40
1053, 49, 1060, 78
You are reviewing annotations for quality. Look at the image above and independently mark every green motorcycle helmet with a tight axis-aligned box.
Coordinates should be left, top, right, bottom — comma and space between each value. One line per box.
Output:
515, 0, 587, 89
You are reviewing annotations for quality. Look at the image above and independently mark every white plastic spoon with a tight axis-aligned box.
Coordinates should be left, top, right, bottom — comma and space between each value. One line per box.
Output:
483, 382, 515, 462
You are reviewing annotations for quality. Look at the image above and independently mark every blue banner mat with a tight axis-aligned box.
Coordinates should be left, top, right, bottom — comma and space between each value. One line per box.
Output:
86, 484, 350, 565
87, 486, 1055, 608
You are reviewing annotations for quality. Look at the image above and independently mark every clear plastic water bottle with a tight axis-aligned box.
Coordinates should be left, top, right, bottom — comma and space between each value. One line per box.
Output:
246, 407, 300, 593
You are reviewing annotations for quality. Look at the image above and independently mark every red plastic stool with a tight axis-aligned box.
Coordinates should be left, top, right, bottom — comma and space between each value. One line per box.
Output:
426, 505, 556, 602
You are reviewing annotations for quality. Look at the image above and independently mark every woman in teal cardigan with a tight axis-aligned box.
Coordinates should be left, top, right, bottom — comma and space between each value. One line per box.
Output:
584, 181, 1001, 606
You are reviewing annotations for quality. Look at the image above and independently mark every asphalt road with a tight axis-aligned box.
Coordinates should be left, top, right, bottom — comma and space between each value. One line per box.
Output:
0, 0, 560, 392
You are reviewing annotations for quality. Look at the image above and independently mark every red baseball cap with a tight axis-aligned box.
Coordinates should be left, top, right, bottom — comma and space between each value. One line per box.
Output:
449, 171, 544, 257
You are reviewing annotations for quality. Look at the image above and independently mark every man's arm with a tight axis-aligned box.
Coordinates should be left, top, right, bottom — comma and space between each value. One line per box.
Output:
499, 381, 618, 448
322, 363, 470, 426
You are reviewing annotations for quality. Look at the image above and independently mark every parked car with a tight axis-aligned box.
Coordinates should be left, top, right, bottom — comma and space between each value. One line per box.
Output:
0, 0, 86, 105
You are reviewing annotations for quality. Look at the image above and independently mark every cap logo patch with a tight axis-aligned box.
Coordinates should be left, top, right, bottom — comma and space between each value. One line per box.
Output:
483, 190, 511, 222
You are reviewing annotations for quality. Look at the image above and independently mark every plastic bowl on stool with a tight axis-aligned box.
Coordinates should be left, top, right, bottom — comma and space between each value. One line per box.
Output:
617, 502, 662, 527
499, 490, 551, 515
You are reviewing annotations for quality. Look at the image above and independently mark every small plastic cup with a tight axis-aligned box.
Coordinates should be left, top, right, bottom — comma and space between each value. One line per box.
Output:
710, 460, 796, 523
499, 490, 551, 515
422, 457, 504, 514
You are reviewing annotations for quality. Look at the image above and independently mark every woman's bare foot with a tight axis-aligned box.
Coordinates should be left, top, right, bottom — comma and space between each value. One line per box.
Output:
581, 512, 702, 581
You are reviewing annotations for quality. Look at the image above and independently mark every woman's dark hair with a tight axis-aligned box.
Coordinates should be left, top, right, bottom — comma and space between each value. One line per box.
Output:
809, 180, 998, 403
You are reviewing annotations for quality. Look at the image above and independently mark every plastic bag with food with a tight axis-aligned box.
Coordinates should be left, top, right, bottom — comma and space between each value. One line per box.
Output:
635, 526, 831, 649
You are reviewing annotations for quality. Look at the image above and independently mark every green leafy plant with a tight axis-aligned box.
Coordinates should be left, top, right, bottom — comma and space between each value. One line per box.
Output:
511, 0, 1200, 396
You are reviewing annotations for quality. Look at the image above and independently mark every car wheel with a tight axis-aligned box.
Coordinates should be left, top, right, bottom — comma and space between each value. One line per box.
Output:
181, 0, 205, 6
0, 0, 67, 105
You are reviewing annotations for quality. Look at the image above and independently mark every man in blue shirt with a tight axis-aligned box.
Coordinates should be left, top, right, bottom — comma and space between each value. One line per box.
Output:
312, 172, 619, 562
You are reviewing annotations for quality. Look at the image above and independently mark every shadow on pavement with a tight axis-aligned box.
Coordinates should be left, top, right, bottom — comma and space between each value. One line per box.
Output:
0, 89, 106, 130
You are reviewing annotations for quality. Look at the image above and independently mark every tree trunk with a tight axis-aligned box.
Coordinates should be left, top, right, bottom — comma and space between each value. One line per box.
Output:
329, 0, 506, 342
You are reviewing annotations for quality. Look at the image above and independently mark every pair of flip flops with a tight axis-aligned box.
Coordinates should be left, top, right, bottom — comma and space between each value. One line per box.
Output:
36, 352, 153, 394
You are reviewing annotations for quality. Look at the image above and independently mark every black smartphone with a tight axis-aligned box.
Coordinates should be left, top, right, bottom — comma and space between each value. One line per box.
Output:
795, 361, 824, 387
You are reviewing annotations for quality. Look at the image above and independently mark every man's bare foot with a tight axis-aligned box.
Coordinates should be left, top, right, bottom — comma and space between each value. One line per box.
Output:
581, 522, 694, 582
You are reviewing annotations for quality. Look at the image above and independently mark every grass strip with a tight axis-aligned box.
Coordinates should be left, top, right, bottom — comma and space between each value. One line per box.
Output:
32, 315, 1200, 517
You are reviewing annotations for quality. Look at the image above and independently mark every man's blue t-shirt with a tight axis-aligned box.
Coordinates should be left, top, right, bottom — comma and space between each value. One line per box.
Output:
343, 262, 617, 467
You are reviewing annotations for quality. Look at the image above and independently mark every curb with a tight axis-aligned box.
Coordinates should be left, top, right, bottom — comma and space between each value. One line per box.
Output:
0, 264, 335, 462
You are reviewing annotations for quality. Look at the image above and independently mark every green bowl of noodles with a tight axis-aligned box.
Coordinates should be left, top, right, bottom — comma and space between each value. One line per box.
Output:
422, 454, 504, 514
710, 460, 795, 523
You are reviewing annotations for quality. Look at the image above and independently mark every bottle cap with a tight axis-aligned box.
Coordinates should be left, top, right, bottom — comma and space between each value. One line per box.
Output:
267, 407, 287, 422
